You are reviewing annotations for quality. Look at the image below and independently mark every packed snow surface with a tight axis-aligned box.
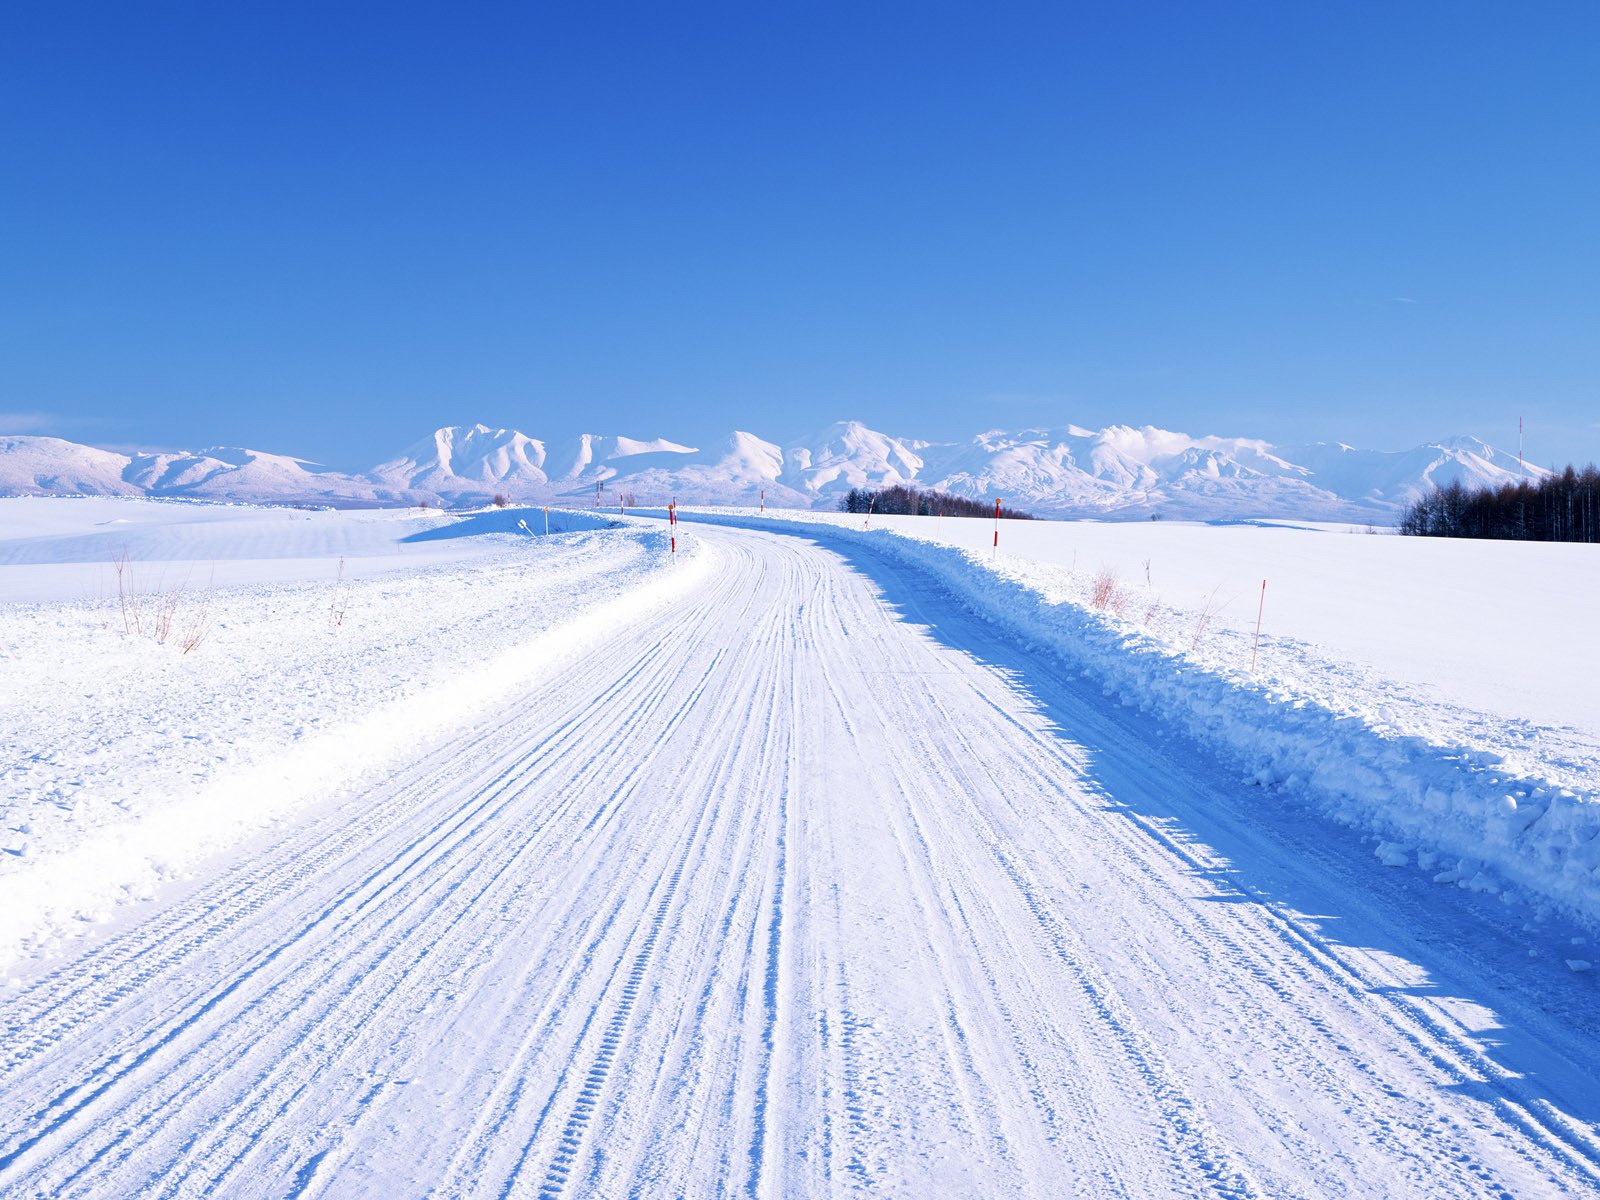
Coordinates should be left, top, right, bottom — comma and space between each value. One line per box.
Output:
3, 499, 1600, 1197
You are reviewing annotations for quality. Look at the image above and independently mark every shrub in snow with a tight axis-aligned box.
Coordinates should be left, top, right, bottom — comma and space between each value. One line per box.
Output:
113, 549, 212, 654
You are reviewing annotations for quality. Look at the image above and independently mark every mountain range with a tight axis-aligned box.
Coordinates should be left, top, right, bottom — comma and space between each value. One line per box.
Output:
0, 422, 1542, 521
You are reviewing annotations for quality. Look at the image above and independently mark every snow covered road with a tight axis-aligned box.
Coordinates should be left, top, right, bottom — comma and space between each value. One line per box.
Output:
3, 522, 1599, 1198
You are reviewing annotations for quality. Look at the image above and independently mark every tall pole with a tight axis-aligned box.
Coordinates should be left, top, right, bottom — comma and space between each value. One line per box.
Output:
993, 499, 1000, 557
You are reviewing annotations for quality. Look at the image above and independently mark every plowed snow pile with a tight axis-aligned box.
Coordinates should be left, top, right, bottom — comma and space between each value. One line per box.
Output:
0, 497, 703, 969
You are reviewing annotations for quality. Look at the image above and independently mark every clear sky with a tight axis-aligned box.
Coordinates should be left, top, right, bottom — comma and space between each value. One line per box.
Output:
3, 1, 1597, 470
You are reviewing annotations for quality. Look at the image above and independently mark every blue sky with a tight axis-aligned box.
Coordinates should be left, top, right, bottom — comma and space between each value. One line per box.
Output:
3, 1, 1597, 469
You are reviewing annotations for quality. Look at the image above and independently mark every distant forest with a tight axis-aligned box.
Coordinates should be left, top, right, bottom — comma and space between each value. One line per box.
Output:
1399, 465, 1600, 542
838, 485, 1034, 520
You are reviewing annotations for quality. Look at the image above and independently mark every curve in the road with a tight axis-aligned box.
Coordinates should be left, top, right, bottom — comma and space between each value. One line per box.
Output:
2, 521, 1598, 1199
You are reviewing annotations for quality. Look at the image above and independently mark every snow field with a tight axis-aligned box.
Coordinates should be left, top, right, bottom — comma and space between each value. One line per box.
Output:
675, 508, 1600, 927
0, 500, 709, 973
7, 519, 1600, 1196
0, 495, 602, 600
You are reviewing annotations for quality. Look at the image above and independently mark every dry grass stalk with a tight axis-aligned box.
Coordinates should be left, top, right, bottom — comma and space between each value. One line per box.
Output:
111, 549, 212, 652
1190, 586, 1226, 652
330, 558, 351, 629
1090, 567, 1121, 612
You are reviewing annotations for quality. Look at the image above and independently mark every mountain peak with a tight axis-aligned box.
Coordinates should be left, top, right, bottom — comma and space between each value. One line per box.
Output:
0, 420, 1535, 518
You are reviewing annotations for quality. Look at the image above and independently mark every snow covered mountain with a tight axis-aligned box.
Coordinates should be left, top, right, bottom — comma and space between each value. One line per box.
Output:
355, 422, 1550, 518
1278, 436, 1536, 508
0, 436, 392, 504
0, 436, 138, 497
780, 422, 930, 495
0, 422, 1546, 519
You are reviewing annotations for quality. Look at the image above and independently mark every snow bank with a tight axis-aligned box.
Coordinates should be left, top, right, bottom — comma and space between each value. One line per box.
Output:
682, 509, 1600, 926
0, 501, 709, 971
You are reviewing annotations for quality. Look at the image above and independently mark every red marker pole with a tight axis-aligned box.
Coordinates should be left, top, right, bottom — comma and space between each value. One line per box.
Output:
865, 494, 876, 529
760, 488, 765, 513
993, 499, 1001, 556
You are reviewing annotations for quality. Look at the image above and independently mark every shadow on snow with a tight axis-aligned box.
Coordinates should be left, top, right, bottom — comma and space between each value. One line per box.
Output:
399, 509, 618, 543
813, 530, 1600, 1134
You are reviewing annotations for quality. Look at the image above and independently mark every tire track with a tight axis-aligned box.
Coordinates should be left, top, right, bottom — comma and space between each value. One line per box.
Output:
6, 521, 1600, 1199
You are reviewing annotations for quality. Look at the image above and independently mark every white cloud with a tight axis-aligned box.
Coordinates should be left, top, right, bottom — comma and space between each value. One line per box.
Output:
0, 411, 59, 433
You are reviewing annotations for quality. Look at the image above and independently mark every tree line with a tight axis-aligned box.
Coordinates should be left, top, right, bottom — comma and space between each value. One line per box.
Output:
1398, 465, 1600, 542
838, 485, 1034, 520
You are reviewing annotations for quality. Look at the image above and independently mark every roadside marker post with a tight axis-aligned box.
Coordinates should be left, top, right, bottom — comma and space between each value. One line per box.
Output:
993, 499, 1001, 557
865, 493, 876, 530
1250, 579, 1267, 674
760, 488, 765, 513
